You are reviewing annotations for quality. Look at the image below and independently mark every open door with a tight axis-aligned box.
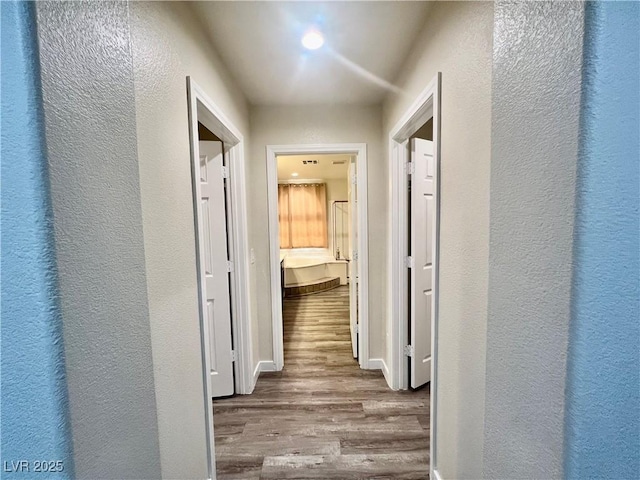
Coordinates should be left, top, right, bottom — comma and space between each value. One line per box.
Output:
196, 140, 235, 397
348, 156, 358, 358
409, 138, 435, 388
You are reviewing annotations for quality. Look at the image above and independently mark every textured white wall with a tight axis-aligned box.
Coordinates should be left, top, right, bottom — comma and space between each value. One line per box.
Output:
36, 2, 161, 477
249, 105, 386, 362
129, 2, 250, 478
484, 2, 584, 478
382, 3, 493, 478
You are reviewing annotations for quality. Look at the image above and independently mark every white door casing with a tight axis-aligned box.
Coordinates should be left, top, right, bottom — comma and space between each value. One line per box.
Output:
409, 138, 435, 388
348, 156, 358, 358
187, 76, 253, 479
198, 140, 234, 398
389, 72, 440, 479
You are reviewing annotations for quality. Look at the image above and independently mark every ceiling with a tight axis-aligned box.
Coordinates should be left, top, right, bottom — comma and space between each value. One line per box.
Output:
277, 154, 350, 180
190, 2, 432, 106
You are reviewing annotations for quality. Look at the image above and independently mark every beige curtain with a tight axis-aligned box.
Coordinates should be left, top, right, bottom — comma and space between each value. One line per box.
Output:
278, 183, 327, 248
278, 185, 291, 248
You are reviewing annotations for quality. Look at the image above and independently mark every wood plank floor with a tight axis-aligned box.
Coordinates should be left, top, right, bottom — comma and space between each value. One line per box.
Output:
213, 286, 430, 479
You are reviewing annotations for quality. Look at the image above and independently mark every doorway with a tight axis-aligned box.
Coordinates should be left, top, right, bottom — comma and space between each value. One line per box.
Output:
275, 154, 358, 362
266, 144, 370, 371
186, 77, 253, 479
389, 73, 441, 479
211, 142, 429, 478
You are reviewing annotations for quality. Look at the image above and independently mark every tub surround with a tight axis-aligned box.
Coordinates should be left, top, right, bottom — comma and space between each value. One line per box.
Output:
280, 250, 349, 297
282, 253, 348, 286
285, 277, 342, 297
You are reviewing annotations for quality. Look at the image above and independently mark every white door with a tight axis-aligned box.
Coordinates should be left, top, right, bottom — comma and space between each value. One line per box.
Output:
410, 138, 436, 388
196, 140, 234, 397
348, 156, 358, 358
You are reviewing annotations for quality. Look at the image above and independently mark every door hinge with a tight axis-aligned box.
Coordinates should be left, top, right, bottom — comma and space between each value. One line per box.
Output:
354, 323, 359, 334
231, 350, 236, 362
226, 260, 234, 273
221, 165, 230, 179
351, 174, 357, 185
406, 161, 415, 175
353, 251, 358, 261
404, 345, 414, 357
405, 256, 414, 268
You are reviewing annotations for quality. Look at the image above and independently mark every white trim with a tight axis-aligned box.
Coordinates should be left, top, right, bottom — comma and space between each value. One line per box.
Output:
432, 469, 444, 480
266, 148, 283, 370
252, 362, 260, 387
252, 360, 277, 385
381, 360, 391, 388
266, 143, 370, 370
187, 77, 253, 480
228, 142, 255, 396
367, 358, 384, 369
252, 361, 260, 383
389, 139, 408, 391
368, 358, 391, 388
259, 360, 278, 372
388, 73, 441, 475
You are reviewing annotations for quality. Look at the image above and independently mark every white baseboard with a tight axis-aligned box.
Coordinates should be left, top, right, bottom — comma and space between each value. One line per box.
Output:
368, 358, 392, 389
368, 358, 384, 370
432, 468, 443, 480
252, 360, 277, 389
259, 360, 277, 372
252, 361, 261, 388
381, 360, 392, 389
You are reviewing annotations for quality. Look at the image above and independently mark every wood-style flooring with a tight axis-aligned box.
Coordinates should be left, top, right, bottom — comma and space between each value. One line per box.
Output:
213, 286, 430, 479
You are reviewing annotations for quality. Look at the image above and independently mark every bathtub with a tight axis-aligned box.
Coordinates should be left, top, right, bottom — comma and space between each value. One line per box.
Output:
282, 253, 349, 287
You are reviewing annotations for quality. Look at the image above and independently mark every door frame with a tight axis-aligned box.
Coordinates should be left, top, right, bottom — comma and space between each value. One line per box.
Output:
388, 73, 441, 478
266, 143, 370, 370
187, 77, 254, 479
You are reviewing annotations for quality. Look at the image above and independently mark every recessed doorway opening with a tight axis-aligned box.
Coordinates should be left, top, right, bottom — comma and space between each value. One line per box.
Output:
266, 144, 370, 371
276, 153, 357, 365
186, 77, 253, 479
389, 72, 442, 479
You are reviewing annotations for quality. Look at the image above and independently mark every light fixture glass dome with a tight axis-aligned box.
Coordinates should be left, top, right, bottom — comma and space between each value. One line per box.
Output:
301, 29, 324, 50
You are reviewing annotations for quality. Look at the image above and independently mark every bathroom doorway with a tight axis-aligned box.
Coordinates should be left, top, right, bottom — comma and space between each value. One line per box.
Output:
266, 144, 370, 371
275, 153, 357, 363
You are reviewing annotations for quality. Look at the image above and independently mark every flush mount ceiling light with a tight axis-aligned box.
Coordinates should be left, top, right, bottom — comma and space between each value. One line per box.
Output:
301, 29, 324, 50
291, 172, 299, 177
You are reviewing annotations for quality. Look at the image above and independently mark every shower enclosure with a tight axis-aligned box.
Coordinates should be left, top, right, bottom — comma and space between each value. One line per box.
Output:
333, 200, 349, 261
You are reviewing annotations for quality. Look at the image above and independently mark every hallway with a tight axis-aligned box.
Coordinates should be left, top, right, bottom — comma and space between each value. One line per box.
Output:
213, 286, 430, 479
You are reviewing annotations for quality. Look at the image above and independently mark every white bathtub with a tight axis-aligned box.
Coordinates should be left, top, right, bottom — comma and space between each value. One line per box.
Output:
282, 254, 348, 287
